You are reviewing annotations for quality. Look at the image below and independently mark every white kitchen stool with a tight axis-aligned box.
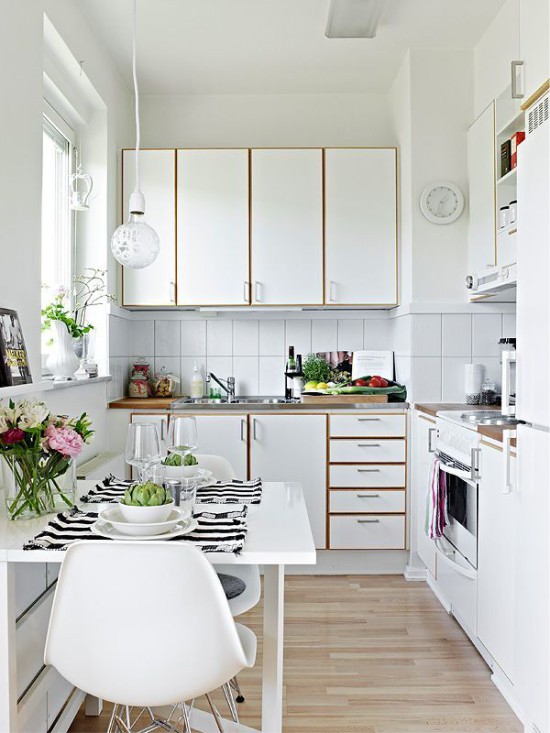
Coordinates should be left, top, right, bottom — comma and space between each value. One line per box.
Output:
44, 541, 256, 733
197, 454, 262, 705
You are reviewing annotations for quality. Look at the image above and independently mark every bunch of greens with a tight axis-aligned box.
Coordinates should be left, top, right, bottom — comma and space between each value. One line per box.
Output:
302, 354, 331, 384
162, 453, 198, 467
121, 482, 172, 506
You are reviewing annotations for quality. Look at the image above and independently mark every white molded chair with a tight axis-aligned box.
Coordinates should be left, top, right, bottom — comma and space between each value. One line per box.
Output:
45, 541, 256, 732
197, 454, 262, 702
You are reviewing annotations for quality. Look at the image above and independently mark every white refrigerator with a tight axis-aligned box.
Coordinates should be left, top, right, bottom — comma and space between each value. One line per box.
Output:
515, 91, 549, 733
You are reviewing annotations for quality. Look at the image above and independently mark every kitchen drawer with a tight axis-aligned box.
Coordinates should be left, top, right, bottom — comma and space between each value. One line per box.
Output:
330, 464, 406, 488
16, 586, 54, 699
330, 515, 405, 549
329, 438, 405, 463
330, 489, 405, 514
330, 414, 406, 438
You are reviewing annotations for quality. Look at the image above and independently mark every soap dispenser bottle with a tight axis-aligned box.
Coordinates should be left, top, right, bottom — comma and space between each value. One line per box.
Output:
190, 361, 203, 399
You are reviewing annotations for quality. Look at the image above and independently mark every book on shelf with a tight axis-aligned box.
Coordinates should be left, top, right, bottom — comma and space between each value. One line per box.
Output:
0, 308, 32, 388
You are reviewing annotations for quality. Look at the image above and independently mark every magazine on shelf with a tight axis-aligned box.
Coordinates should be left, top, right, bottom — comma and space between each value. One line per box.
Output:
0, 308, 32, 387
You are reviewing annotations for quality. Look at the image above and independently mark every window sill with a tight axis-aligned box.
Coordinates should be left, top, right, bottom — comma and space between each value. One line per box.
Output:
50, 376, 112, 391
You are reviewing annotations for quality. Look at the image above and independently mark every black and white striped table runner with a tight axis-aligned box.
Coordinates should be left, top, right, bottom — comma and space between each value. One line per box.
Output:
81, 475, 262, 505
23, 505, 248, 554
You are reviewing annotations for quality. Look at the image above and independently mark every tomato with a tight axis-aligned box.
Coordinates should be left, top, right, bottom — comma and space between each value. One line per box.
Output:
369, 376, 389, 388
353, 378, 368, 386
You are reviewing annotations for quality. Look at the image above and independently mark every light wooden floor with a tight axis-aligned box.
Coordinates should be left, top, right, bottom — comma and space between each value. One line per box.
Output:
68, 575, 522, 733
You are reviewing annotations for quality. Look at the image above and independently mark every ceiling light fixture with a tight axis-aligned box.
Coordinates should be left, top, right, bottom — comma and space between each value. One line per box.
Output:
111, 0, 159, 269
325, 0, 384, 39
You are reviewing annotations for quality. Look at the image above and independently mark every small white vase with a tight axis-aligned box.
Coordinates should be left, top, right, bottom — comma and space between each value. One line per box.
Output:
46, 321, 80, 380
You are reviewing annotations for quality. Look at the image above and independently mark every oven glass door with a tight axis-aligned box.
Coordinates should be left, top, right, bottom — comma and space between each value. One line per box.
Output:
440, 464, 478, 569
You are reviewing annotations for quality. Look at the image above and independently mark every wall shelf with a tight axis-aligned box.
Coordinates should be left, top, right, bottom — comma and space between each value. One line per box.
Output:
0, 382, 54, 400
497, 168, 517, 185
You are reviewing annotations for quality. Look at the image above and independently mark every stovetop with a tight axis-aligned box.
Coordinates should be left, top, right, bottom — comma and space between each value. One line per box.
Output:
437, 410, 523, 430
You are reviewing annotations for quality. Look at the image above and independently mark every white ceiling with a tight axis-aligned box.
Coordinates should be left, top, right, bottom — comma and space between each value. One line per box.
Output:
77, 0, 507, 95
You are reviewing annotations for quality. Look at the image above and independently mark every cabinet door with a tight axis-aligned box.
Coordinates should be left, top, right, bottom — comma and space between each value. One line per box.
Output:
467, 104, 496, 275
520, 0, 550, 101
122, 150, 176, 306
477, 442, 516, 682
193, 415, 248, 480
250, 414, 327, 548
325, 148, 397, 305
412, 411, 437, 578
177, 150, 249, 306
251, 149, 323, 305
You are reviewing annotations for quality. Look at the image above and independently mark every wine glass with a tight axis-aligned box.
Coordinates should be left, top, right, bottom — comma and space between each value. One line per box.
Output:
125, 423, 162, 481
167, 416, 198, 458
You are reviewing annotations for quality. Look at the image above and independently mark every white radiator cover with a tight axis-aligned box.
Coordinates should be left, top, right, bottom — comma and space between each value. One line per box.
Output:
76, 452, 125, 480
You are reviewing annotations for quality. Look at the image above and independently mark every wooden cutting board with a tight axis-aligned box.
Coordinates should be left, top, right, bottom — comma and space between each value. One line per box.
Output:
301, 394, 389, 404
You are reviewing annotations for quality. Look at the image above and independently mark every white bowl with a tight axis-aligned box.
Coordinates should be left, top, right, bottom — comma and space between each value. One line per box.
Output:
99, 506, 185, 537
163, 464, 201, 479
118, 499, 175, 524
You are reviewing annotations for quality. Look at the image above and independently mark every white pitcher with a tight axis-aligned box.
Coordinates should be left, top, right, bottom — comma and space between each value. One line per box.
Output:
46, 321, 79, 380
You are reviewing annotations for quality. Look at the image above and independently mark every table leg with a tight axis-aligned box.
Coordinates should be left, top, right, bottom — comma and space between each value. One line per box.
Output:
261, 565, 284, 733
0, 562, 18, 733
85, 694, 103, 716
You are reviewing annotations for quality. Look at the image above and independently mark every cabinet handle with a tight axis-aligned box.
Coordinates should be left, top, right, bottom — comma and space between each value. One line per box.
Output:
252, 418, 258, 441
357, 519, 380, 524
329, 280, 337, 302
428, 427, 437, 453
503, 429, 516, 494
508, 228, 517, 236
357, 493, 380, 498
470, 448, 481, 481
357, 418, 380, 422
240, 418, 246, 442
357, 468, 380, 473
254, 281, 262, 302
243, 281, 250, 303
357, 443, 380, 447
501, 350, 516, 416
160, 420, 166, 441
511, 60, 524, 99
170, 281, 176, 304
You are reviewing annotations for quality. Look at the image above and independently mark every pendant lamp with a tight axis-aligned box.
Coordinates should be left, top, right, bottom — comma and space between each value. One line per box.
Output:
111, 0, 159, 269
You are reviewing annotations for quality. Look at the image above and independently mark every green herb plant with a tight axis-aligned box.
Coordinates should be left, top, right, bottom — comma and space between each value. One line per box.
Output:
302, 354, 331, 384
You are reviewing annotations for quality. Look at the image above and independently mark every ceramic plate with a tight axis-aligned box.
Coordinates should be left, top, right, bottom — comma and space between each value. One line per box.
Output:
98, 506, 189, 536
91, 517, 198, 541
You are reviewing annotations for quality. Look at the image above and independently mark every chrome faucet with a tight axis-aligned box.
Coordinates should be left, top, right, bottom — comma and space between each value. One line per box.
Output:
207, 372, 236, 402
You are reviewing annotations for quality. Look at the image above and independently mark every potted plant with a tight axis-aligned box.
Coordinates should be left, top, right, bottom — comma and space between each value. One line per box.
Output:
0, 399, 93, 520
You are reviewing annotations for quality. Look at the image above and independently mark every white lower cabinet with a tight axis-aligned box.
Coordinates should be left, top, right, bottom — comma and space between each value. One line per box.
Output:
330, 515, 405, 550
16, 586, 54, 698
412, 410, 437, 578
249, 414, 327, 549
330, 489, 405, 514
192, 414, 248, 480
329, 464, 405, 488
477, 441, 517, 683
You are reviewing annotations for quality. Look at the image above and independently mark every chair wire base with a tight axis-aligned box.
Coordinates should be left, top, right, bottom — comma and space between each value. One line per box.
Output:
106, 702, 193, 733
229, 676, 245, 704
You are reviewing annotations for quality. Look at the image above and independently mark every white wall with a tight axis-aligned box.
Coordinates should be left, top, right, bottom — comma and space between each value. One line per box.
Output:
140, 92, 395, 148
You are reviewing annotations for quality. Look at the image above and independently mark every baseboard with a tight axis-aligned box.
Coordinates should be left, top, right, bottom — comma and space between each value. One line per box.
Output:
491, 668, 527, 729
284, 550, 409, 575
404, 564, 428, 581
426, 572, 452, 613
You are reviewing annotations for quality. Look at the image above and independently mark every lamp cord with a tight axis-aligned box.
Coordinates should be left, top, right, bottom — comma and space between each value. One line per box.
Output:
133, 0, 141, 193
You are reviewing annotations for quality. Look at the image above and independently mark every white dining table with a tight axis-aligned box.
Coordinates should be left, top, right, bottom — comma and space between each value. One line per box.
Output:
0, 480, 316, 733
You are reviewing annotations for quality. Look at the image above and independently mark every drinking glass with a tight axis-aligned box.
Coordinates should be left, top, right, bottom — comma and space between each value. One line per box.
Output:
125, 423, 162, 481
167, 416, 198, 458
164, 478, 196, 518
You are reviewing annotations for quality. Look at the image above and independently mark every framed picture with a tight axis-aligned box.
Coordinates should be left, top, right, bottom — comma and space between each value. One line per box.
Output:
0, 308, 32, 387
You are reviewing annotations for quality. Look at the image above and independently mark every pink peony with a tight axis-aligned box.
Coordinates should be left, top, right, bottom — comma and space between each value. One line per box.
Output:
0, 428, 25, 445
45, 425, 84, 458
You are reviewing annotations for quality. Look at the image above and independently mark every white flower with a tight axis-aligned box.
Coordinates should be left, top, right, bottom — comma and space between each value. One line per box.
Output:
0, 415, 8, 433
0, 402, 21, 427
18, 401, 49, 430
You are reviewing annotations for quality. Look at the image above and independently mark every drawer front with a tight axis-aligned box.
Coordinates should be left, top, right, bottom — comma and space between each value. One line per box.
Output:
330, 414, 406, 438
330, 515, 405, 549
330, 489, 405, 514
329, 438, 406, 463
330, 464, 406, 488
15, 564, 47, 619
16, 587, 54, 698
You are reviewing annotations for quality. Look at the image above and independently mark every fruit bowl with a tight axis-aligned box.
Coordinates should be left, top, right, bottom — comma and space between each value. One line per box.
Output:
118, 499, 175, 524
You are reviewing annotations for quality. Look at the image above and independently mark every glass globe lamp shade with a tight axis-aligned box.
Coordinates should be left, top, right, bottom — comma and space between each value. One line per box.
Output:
111, 211, 160, 269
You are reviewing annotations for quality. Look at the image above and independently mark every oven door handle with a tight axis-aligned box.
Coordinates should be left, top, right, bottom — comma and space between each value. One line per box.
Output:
436, 457, 477, 486
434, 539, 477, 580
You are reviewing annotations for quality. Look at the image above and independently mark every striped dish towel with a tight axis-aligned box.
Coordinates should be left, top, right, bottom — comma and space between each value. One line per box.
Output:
425, 457, 448, 540
23, 505, 248, 554
81, 475, 262, 505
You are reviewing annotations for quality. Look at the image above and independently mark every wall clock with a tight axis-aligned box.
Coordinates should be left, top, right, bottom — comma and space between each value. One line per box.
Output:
419, 181, 465, 225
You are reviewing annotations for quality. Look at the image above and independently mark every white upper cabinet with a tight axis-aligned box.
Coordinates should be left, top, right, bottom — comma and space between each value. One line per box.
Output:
324, 148, 397, 306
467, 103, 496, 275
177, 149, 249, 306
251, 149, 323, 305
520, 0, 550, 101
122, 150, 176, 306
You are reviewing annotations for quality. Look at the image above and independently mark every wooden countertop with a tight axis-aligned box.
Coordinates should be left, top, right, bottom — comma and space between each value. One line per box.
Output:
414, 403, 499, 418
109, 397, 181, 409
478, 424, 517, 447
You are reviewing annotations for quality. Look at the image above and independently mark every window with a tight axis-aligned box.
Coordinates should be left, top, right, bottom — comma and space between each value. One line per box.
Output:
41, 113, 73, 309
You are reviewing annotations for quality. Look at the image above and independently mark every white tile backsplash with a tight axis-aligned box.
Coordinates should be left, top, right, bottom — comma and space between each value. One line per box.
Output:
180, 320, 207, 356
155, 321, 181, 357
337, 320, 363, 351
442, 357, 472, 402
285, 320, 312, 357
131, 320, 154, 355
233, 320, 259, 356
442, 315, 472, 358
411, 315, 442, 357
207, 320, 233, 356
502, 313, 516, 339
312, 320, 337, 353
473, 314, 502, 357
259, 320, 285, 356
206, 356, 233, 384
259, 356, 285, 395
410, 357, 442, 402
109, 316, 130, 358
233, 356, 259, 395
364, 319, 393, 350
390, 316, 411, 356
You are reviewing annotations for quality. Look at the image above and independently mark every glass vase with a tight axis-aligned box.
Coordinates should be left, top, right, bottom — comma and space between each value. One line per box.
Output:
2, 452, 76, 520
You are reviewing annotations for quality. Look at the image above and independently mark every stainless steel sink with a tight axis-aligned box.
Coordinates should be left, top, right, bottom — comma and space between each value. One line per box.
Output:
171, 396, 295, 409
235, 397, 292, 404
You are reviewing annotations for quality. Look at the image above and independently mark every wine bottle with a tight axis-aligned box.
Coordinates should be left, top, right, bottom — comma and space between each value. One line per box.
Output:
286, 346, 296, 374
